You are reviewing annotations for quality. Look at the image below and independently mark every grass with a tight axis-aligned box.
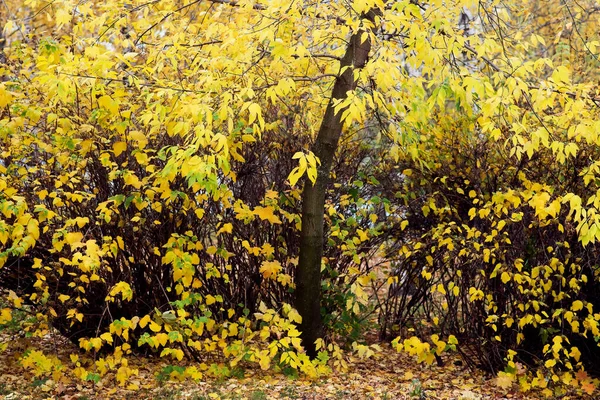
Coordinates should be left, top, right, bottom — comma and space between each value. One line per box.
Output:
250, 390, 268, 400
0, 383, 12, 396
279, 385, 301, 399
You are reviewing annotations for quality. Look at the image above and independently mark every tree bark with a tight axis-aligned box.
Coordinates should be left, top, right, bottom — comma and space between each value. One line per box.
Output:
296, 12, 378, 358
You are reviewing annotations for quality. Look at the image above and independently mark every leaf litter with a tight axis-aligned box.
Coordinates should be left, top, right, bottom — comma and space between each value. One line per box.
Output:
0, 330, 567, 400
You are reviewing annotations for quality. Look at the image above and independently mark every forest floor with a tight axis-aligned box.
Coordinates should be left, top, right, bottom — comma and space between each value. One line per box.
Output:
0, 329, 563, 400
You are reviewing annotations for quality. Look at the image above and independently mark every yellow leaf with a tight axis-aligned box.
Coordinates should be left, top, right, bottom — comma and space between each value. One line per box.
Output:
259, 354, 271, 370
437, 283, 446, 295
185, 366, 203, 381
0, 84, 14, 108
288, 152, 308, 186
109, 281, 133, 301
115, 366, 129, 386
90, 337, 102, 351
496, 372, 514, 389
149, 321, 161, 332
287, 308, 302, 324
217, 223, 233, 235
572, 300, 583, 312
58, 294, 70, 303
254, 206, 281, 224
55, 8, 71, 28
0, 308, 12, 324
569, 346, 581, 362
288, 166, 304, 186
174, 349, 184, 361
260, 260, 282, 279
65, 231, 84, 246
101, 332, 113, 344
247, 103, 263, 127
357, 229, 368, 242
98, 95, 119, 115
155, 333, 168, 347
113, 142, 127, 157
261, 243, 275, 257
545, 359, 556, 368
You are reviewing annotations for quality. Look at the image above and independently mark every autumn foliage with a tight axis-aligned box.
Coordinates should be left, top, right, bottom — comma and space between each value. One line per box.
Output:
1, 0, 600, 397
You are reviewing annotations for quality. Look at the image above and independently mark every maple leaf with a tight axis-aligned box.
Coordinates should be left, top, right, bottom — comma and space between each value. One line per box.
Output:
582, 381, 596, 395
260, 260, 282, 279
576, 369, 589, 382
262, 242, 275, 257
495, 372, 514, 390
515, 362, 527, 375
277, 273, 293, 286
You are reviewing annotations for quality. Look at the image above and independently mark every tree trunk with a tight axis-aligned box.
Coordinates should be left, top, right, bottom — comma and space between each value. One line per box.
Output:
296, 12, 378, 358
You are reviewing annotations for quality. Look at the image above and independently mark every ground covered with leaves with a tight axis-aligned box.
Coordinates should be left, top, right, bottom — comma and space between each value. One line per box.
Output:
0, 330, 582, 400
